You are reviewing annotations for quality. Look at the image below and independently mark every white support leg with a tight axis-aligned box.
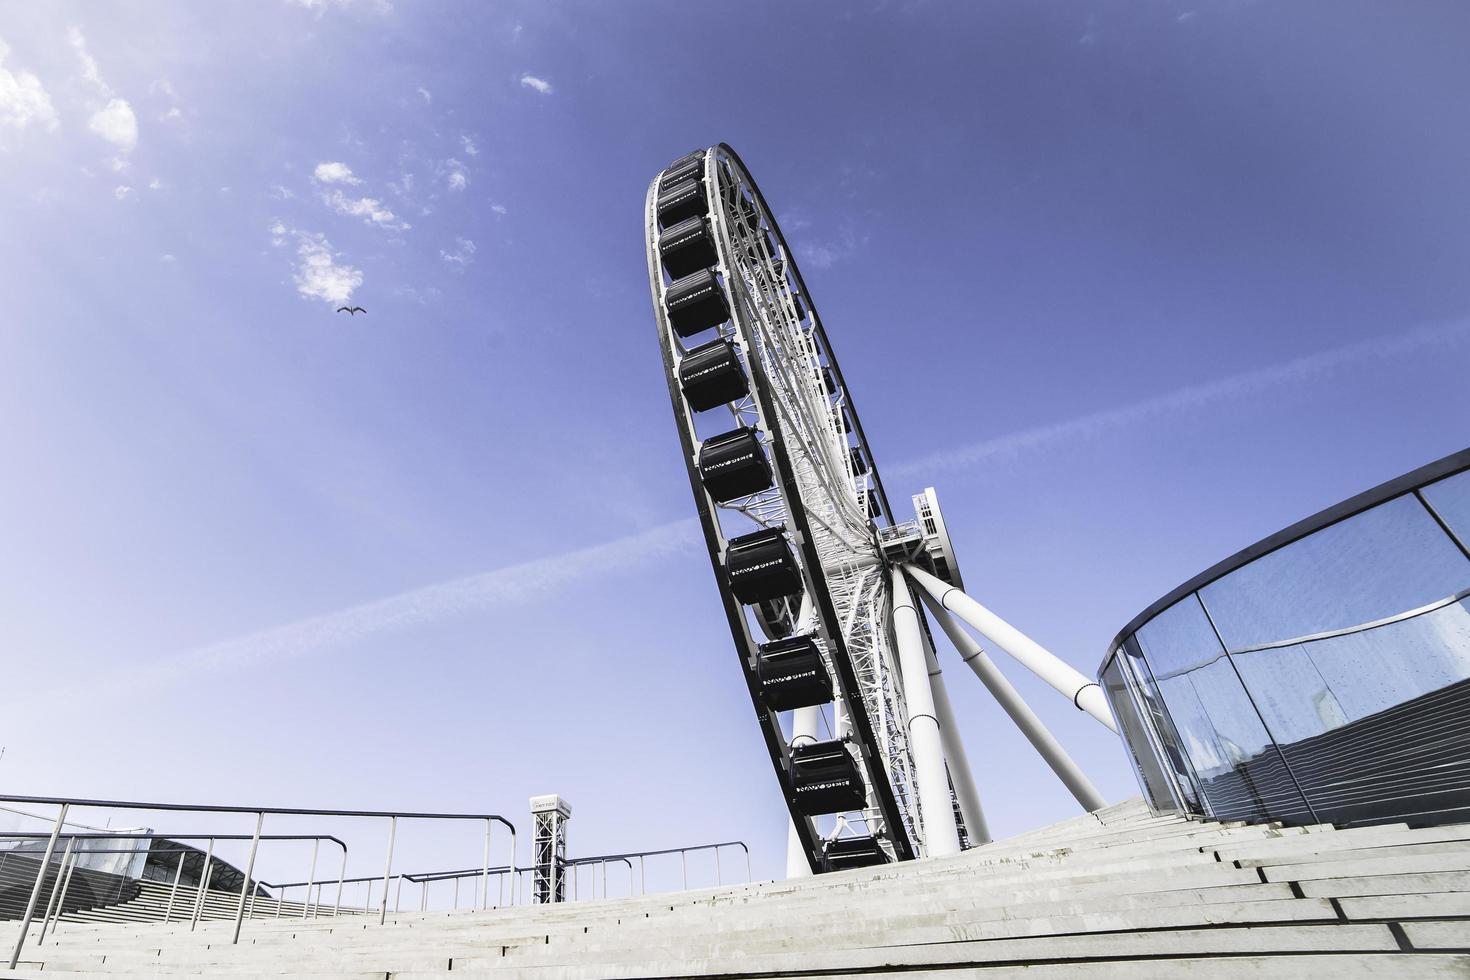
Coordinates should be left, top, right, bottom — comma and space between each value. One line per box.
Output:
890, 567, 962, 858
918, 587, 1108, 812
785, 704, 820, 879
904, 565, 1116, 732
922, 625, 991, 844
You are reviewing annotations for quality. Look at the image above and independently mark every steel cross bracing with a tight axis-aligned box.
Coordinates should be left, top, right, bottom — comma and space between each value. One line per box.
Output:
645, 143, 961, 868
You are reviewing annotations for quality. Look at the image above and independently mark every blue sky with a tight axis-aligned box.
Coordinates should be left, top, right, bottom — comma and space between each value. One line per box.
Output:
1, 0, 1467, 887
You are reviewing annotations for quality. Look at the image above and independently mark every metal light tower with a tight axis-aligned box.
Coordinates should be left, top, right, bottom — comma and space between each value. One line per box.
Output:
529, 795, 570, 904
644, 144, 1118, 877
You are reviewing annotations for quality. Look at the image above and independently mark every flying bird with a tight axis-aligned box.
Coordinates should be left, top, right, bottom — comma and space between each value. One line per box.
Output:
336, 306, 367, 315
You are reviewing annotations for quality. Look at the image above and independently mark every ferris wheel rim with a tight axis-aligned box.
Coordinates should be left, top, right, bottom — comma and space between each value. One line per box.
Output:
644, 145, 924, 867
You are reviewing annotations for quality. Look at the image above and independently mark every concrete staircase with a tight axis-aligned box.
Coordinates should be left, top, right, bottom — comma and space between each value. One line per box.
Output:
0, 855, 140, 922
3, 797, 1468, 978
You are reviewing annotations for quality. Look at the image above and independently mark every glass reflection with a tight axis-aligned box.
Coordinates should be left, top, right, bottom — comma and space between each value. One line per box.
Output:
1423, 470, 1470, 553
1114, 463, 1470, 828
1199, 494, 1469, 652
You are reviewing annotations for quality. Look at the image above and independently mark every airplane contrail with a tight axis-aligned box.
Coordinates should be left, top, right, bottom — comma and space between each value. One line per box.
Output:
12, 319, 1465, 710
887, 318, 1470, 483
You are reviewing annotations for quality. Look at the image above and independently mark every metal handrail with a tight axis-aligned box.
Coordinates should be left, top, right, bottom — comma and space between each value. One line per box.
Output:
0, 831, 349, 887
0, 833, 352, 942
390, 839, 752, 900
0, 830, 351, 932
0, 793, 516, 967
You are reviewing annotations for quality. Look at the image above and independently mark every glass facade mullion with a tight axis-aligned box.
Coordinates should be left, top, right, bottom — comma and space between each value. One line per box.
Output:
1193, 592, 1320, 824
1418, 486, 1470, 561
1120, 636, 1211, 818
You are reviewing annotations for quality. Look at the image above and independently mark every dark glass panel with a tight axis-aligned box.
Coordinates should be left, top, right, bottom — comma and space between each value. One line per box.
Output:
1102, 655, 1181, 815
1236, 598, 1470, 827
1120, 635, 1208, 816
1156, 659, 1313, 823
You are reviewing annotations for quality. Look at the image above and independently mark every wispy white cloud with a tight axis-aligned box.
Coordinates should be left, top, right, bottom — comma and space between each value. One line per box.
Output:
793, 220, 867, 271
313, 161, 362, 185
460, 133, 478, 156
287, 0, 392, 13
439, 236, 475, 269
321, 188, 409, 230
88, 98, 137, 153
519, 73, 553, 95
416, 86, 431, 104
888, 318, 1470, 483
0, 36, 59, 132
68, 27, 137, 167
113, 184, 133, 200
490, 203, 507, 216
67, 26, 109, 97
444, 157, 468, 191
272, 225, 363, 304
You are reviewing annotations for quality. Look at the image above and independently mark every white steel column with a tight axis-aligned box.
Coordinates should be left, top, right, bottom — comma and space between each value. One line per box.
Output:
919, 587, 1108, 811
890, 566, 962, 858
922, 626, 991, 844
785, 705, 820, 878
905, 565, 1116, 732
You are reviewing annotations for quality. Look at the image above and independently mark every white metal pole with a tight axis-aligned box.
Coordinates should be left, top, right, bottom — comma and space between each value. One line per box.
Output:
919, 587, 1108, 811
10, 803, 67, 968
920, 623, 991, 845
35, 837, 74, 946
904, 564, 1116, 732
890, 566, 962, 858
785, 704, 819, 879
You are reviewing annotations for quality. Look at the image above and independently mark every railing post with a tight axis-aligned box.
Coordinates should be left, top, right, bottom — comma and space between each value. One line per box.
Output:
681, 849, 687, 890
480, 819, 491, 911
639, 856, 646, 896
164, 849, 186, 924
394, 873, 403, 913
378, 816, 396, 925
45, 846, 82, 943
302, 838, 319, 920
10, 802, 67, 969
35, 836, 75, 946
715, 846, 722, 885
334, 849, 346, 918
743, 844, 751, 884
232, 812, 264, 944
190, 839, 215, 931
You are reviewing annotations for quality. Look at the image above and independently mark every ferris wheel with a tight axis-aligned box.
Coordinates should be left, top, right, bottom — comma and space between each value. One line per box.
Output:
644, 144, 1117, 874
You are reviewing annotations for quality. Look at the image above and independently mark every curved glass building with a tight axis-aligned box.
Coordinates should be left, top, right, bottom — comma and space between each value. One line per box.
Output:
1100, 448, 1470, 828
